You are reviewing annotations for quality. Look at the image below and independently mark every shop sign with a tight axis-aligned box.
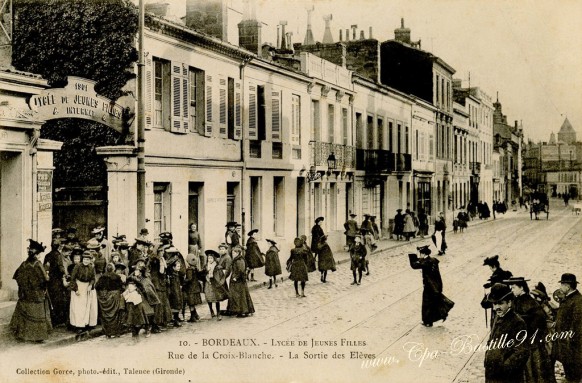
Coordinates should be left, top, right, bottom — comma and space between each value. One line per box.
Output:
28, 76, 127, 133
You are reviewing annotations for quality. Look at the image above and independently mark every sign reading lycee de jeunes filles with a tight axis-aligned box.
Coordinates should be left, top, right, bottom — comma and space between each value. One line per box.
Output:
28, 76, 127, 133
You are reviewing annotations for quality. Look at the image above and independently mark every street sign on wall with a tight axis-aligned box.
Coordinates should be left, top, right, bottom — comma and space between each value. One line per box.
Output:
27, 76, 128, 133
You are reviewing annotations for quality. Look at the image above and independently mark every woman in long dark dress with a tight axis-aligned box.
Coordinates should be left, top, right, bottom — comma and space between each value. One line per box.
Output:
43, 240, 71, 327
95, 263, 125, 338
227, 246, 255, 317
10, 239, 52, 342
408, 245, 454, 327
310, 217, 325, 269
287, 238, 310, 298
317, 235, 336, 283
245, 229, 264, 282
264, 239, 282, 289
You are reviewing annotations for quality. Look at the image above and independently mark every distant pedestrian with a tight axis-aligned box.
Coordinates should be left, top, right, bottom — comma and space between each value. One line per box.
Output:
245, 229, 264, 282
483, 283, 529, 383
317, 235, 336, 283
418, 208, 429, 238
370, 215, 381, 241
264, 239, 282, 289
349, 235, 367, 285
403, 209, 416, 240
188, 223, 202, 256
344, 213, 359, 248
393, 209, 404, 240
225, 222, 240, 256
287, 237, 310, 298
553, 273, 582, 383
311, 216, 325, 254
432, 212, 447, 255
10, 239, 52, 342
408, 245, 454, 327
227, 245, 255, 317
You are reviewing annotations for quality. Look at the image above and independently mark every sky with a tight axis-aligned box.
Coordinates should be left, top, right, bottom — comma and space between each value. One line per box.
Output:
158, 0, 582, 143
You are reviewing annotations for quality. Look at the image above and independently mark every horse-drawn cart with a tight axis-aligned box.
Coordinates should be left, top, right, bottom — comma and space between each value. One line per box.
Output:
530, 191, 549, 220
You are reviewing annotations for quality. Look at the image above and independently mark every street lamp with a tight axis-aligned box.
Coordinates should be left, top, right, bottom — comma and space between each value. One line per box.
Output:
304, 153, 337, 181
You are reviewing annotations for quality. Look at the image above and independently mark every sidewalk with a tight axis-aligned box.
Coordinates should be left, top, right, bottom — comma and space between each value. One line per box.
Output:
4, 210, 520, 348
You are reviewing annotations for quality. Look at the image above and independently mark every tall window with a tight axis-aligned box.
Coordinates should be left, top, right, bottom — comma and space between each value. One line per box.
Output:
367, 115, 374, 149
377, 118, 384, 150
342, 108, 349, 145
311, 100, 320, 141
189, 67, 205, 134
153, 58, 170, 128
153, 183, 171, 238
405, 126, 409, 154
389, 121, 393, 152
397, 123, 402, 154
273, 177, 285, 236
291, 94, 301, 159
355, 112, 363, 149
415, 130, 419, 160
328, 104, 335, 143
429, 134, 434, 160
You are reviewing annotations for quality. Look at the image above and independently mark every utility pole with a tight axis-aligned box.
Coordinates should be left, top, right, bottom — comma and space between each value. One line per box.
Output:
137, 0, 146, 231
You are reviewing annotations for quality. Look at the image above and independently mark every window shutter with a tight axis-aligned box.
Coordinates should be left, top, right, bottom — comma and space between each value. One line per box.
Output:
234, 81, 242, 140
248, 84, 257, 140
171, 62, 186, 133
205, 74, 213, 137
219, 76, 227, 137
181, 64, 189, 133
144, 54, 153, 130
271, 89, 281, 142
291, 95, 300, 145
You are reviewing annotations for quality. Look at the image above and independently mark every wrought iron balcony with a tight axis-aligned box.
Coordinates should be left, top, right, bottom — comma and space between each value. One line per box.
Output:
356, 149, 411, 173
470, 161, 481, 175
309, 141, 356, 171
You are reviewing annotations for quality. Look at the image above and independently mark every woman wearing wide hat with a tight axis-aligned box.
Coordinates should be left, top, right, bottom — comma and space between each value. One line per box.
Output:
10, 239, 52, 342
287, 237, 310, 298
95, 263, 125, 338
204, 249, 229, 320
408, 245, 454, 327
481, 255, 513, 325
245, 229, 264, 282
264, 239, 282, 288
316, 235, 336, 283
227, 245, 255, 317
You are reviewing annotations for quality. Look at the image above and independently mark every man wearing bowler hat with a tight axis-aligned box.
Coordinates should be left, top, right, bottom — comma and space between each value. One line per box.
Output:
553, 273, 582, 383
483, 283, 529, 383
505, 277, 555, 383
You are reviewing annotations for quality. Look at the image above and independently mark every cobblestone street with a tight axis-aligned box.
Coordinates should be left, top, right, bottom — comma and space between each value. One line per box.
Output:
1, 200, 580, 383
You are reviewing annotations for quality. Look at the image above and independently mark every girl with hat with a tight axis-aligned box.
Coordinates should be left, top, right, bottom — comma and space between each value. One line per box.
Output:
182, 253, 202, 322
69, 251, 98, 334
227, 246, 255, 317
316, 235, 336, 283
129, 263, 160, 335
287, 237, 310, 298
310, 217, 325, 264
167, 258, 184, 327
245, 229, 264, 282
122, 278, 148, 337
95, 263, 125, 338
264, 239, 282, 289
204, 249, 229, 320
10, 239, 52, 342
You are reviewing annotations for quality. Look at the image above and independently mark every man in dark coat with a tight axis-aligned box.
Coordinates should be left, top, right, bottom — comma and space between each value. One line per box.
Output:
10, 239, 52, 342
408, 245, 454, 327
481, 255, 513, 326
43, 239, 71, 327
553, 273, 582, 383
349, 235, 367, 285
484, 283, 529, 383
505, 277, 556, 383
343, 213, 359, 248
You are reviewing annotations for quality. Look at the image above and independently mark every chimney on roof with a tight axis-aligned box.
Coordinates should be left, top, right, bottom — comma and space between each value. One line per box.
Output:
360, 30, 365, 40
322, 14, 333, 44
339, 29, 343, 42
345, 29, 350, 41
351, 25, 358, 40
280, 20, 288, 50
394, 17, 411, 44
369, 26, 373, 39
304, 5, 315, 45
238, 0, 262, 54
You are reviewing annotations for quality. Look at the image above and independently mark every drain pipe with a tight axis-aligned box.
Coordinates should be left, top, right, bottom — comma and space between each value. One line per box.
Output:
239, 56, 253, 247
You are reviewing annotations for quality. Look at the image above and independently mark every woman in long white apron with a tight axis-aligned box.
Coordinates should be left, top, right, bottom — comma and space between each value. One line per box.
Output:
69, 251, 98, 333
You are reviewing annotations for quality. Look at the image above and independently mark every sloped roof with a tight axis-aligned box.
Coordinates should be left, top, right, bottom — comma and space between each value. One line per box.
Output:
559, 117, 575, 133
